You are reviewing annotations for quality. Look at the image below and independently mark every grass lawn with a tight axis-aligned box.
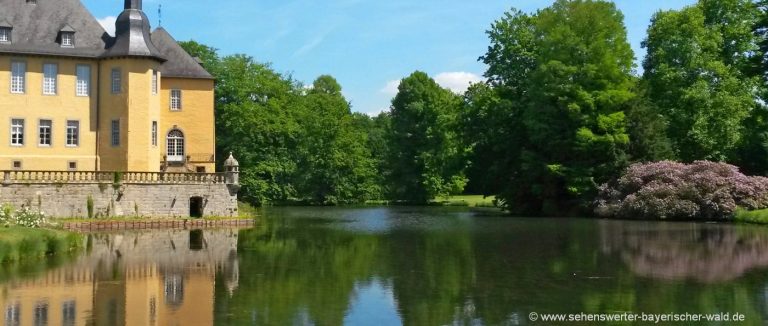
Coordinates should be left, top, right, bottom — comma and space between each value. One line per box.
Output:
0, 227, 83, 263
433, 195, 497, 207
734, 208, 768, 224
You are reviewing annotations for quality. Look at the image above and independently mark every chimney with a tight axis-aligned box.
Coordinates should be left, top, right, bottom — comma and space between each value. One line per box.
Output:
124, 0, 142, 10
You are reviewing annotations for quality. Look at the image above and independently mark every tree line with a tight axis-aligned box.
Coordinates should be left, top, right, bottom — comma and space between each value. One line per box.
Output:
182, 0, 768, 214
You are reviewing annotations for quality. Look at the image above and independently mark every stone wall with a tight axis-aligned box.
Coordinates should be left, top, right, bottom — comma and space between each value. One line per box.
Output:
0, 182, 238, 218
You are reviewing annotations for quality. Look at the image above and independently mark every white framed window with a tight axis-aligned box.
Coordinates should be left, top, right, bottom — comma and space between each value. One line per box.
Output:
43, 63, 57, 95
4, 303, 20, 325
61, 32, 74, 47
76, 65, 90, 96
0, 27, 10, 43
152, 70, 158, 95
166, 129, 185, 162
111, 120, 120, 146
10, 61, 25, 94
62, 300, 76, 326
66, 120, 79, 146
67, 161, 77, 172
11, 161, 21, 170
111, 68, 121, 94
34, 301, 48, 326
10, 119, 24, 146
151, 121, 158, 146
170, 89, 182, 110
38, 119, 52, 146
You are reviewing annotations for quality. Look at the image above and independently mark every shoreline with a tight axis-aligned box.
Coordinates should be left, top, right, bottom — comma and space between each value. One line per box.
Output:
60, 218, 255, 232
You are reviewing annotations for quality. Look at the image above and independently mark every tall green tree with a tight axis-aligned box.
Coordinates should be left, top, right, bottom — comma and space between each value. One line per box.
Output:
461, 83, 522, 196
352, 111, 391, 196
757, 0, 768, 77
480, 0, 635, 215
642, 0, 762, 161
387, 71, 467, 203
736, 0, 768, 175
214, 55, 305, 204
295, 75, 381, 204
625, 84, 676, 162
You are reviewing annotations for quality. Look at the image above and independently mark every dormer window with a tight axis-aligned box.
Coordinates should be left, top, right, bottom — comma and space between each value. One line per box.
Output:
0, 27, 10, 43
61, 32, 75, 47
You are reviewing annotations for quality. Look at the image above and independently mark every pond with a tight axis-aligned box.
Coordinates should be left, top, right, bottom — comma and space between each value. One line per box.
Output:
2, 206, 768, 325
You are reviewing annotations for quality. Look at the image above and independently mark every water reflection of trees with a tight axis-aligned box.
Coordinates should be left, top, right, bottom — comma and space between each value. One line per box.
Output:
216, 221, 380, 325
217, 215, 605, 326
10, 214, 761, 325
600, 220, 768, 282
218, 214, 768, 325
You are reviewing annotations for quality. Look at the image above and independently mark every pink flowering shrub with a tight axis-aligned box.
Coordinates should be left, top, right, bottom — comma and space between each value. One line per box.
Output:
595, 161, 768, 220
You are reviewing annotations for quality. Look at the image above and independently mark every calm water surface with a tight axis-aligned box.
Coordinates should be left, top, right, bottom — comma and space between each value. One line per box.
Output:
2, 207, 768, 325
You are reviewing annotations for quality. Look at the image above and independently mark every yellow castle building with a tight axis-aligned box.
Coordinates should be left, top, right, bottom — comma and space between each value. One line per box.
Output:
0, 0, 216, 173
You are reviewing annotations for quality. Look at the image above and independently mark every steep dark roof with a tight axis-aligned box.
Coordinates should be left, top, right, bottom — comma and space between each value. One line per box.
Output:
102, 2, 164, 62
0, 0, 110, 58
0, 0, 205, 76
151, 27, 214, 79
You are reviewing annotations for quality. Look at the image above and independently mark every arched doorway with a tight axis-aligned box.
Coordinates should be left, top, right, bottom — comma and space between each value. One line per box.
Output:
167, 129, 185, 162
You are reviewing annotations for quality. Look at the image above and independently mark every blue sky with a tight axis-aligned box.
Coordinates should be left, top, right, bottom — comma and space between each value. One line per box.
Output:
83, 0, 696, 115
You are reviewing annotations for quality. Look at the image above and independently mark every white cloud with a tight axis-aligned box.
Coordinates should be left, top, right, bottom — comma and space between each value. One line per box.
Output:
362, 107, 390, 117
380, 80, 400, 95
379, 72, 482, 97
97, 16, 117, 36
434, 72, 482, 94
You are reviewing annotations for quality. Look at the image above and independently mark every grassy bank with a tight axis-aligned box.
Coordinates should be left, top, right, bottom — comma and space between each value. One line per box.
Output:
432, 195, 497, 207
734, 208, 768, 225
0, 227, 83, 263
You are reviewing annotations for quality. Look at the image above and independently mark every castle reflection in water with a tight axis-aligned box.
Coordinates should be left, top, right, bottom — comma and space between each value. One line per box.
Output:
0, 229, 241, 326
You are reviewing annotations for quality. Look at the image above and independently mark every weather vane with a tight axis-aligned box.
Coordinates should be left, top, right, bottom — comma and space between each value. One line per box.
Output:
158, 3, 162, 27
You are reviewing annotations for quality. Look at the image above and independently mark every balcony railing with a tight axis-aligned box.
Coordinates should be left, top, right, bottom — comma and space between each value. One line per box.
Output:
163, 153, 215, 164
187, 153, 215, 163
1, 170, 228, 185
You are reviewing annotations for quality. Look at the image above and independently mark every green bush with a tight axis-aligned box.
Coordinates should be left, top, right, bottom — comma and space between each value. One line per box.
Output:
0, 228, 82, 264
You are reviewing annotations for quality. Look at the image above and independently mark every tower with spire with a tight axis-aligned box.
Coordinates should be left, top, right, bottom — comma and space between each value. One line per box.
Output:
97, 0, 165, 171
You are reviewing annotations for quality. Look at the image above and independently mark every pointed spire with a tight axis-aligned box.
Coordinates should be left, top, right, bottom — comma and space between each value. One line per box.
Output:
124, 0, 142, 10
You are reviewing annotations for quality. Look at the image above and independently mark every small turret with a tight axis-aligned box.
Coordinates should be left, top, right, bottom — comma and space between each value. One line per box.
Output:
102, 0, 164, 61
224, 152, 240, 192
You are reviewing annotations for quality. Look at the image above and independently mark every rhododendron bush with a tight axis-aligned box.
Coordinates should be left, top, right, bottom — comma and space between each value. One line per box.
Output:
595, 161, 768, 220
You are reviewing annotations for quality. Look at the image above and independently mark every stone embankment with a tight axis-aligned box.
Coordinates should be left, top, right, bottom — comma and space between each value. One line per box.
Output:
62, 218, 254, 232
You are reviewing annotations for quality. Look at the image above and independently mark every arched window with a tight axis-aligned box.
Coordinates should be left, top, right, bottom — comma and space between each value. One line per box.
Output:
167, 129, 185, 162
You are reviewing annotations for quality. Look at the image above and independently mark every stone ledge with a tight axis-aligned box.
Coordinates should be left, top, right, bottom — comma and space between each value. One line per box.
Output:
61, 218, 254, 232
